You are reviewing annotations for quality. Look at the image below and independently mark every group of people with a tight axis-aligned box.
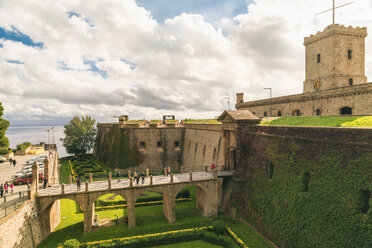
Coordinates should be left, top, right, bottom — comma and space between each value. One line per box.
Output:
9, 158, 17, 167
0, 182, 14, 198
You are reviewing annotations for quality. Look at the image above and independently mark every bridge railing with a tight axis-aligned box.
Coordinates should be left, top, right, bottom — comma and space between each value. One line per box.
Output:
0, 191, 28, 219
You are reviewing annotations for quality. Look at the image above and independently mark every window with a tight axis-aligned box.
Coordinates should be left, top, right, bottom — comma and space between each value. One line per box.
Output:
157, 141, 162, 147
139, 142, 146, 149
195, 143, 198, 154
277, 110, 282, 117
340, 107, 352, 115
213, 148, 217, 159
348, 49, 352, 60
316, 109, 322, 116
188, 141, 191, 150
175, 141, 180, 147
264, 112, 267, 117
317, 53, 321, 63
349, 78, 353, 86
292, 110, 301, 116
203, 145, 206, 155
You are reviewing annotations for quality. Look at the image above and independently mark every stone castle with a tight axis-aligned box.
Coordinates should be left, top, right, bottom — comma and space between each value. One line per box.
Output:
236, 24, 372, 117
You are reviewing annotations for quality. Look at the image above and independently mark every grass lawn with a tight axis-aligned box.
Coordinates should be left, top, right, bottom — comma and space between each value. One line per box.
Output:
154, 240, 223, 248
261, 116, 372, 127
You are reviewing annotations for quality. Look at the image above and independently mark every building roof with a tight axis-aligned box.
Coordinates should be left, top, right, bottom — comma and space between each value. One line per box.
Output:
217, 110, 260, 122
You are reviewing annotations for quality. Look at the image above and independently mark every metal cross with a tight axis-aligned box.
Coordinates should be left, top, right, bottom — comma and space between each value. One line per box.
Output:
316, 0, 354, 25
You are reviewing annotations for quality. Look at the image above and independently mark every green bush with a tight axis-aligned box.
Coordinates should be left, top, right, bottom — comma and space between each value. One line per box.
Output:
63, 239, 80, 248
16, 142, 31, 151
212, 220, 225, 235
0, 147, 10, 155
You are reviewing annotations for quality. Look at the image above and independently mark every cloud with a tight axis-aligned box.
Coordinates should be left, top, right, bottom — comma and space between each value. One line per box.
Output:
0, 0, 372, 125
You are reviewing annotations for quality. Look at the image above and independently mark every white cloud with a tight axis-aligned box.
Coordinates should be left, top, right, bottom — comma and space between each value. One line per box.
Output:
0, 0, 371, 124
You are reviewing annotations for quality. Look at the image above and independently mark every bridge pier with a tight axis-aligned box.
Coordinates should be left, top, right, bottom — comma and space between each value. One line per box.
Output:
126, 191, 136, 228
163, 185, 176, 223
83, 200, 95, 233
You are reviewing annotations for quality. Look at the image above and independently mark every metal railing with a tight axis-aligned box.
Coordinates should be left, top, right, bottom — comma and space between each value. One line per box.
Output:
0, 191, 28, 219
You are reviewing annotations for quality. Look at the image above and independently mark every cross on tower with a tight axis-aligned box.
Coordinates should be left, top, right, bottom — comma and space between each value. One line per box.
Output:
316, 0, 354, 25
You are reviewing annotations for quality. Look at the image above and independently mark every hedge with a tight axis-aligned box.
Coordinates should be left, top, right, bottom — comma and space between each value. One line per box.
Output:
95, 198, 192, 211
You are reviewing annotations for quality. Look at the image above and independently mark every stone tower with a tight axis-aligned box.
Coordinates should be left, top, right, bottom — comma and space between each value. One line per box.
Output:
303, 24, 368, 93
236, 92, 244, 105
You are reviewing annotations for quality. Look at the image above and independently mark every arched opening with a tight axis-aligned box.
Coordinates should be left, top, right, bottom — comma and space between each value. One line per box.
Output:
316, 109, 322, 116
340, 107, 352, 115
292, 110, 301, 116
277, 110, 282, 117
174, 185, 200, 222
135, 189, 165, 227
41, 199, 84, 236
93, 193, 127, 227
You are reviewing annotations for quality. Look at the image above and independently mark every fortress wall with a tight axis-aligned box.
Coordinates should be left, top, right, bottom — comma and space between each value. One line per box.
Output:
94, 124, 185, 172
232, 124, 372, 248
182, 124, 223, 172
0, 200, 43, 248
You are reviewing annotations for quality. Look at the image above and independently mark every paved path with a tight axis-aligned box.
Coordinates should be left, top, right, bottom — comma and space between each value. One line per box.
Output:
38, 172, 215, 196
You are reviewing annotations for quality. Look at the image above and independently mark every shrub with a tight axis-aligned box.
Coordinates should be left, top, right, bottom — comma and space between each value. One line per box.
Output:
176, 189, 190, 198
16, 142, 31, 151
63, 239, 80, 248
212, 220, 225, 235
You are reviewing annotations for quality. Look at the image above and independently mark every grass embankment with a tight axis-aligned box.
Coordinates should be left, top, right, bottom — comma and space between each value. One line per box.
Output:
261, 116, 372, 127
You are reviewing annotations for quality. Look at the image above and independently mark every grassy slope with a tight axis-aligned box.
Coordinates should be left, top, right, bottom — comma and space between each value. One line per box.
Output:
154, 240, 222, 248
262, 116, 372, 127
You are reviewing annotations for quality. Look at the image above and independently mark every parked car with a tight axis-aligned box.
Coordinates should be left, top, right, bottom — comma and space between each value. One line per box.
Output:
0, 156, 6, 162
13, 172, 44, 185
27, 157, 45, 165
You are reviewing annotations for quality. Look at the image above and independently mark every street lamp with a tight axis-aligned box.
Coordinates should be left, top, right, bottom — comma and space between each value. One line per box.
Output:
45, 129, 50, 151
222, 96, 231, 110
264, 88, 272, 117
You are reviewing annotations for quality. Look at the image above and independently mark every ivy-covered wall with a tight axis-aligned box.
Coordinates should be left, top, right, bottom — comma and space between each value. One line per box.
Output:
232, 125, 372, 248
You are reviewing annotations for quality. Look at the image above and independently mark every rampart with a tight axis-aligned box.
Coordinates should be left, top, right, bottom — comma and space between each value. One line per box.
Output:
232, 124, 372, 248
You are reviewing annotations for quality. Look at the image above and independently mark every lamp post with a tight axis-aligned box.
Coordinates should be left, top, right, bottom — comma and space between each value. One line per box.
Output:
222, 96, 231, 110
46, 129, 50, 151
264, 88, 272, 117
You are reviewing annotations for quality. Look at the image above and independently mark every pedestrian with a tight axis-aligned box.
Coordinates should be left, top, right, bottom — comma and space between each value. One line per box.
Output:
43, 177, 48, 189
10, 183, 14, 193
9, 157, 12, 166
12, 159, 16, 167
0, 184, 3, 198
136, 174, 140, 185
77, 177, 81, 191
141, 172, 145, 184
116, 170, 120, 183
211, 162, 215, 171
133, 169, 138, 182
167, 167, 171, 176
4, 182, 8, 194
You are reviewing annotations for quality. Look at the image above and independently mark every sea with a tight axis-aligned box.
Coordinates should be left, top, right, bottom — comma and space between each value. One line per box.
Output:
6, 125, 68, 158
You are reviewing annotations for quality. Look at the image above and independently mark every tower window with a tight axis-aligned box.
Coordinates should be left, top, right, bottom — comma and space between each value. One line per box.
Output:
317, 54, 321, 63
349, 78, 353, 86
348, 50, 352, 60
174, 141, 179, 147
157, 141, 162, 147
316, 109, 322, 116
340, 107, 352, 115
277, 110, 282, 117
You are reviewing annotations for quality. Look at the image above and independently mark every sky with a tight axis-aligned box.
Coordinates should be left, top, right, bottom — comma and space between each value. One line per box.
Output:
1, 0, 372, 125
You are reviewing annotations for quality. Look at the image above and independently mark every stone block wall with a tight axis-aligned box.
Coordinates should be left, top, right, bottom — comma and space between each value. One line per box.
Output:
0, 200, 43, 248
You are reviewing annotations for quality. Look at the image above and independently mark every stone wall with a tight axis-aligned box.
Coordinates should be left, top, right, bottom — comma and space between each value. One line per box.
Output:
0, 200, 43, 248
182, 124, 223, 172
236, 83, 372, 117
231, 124, 372, 248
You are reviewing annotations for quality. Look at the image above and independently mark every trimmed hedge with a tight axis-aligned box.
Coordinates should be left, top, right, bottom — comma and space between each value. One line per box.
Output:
95, 198, 192, 211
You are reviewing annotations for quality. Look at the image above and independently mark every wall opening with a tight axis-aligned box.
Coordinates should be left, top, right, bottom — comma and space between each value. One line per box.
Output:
340, 107, 352, 115
195, 143, 198, 154
202, 145, 206, 155
348, 49, 352, 60
157, 141, 162, 147
301, 172, 311, 192
349, 78, 353, 86
317, 53, 321, 63
264, 112, 267, 117
175, 141, 179, 147
316, 109, 322, 116
139, 142, 146, 149
292, 110, 301, 116
277, 110, 282, 117
357, 189, 371, 214
268, 163, 274, 179
213, 148, 217, 160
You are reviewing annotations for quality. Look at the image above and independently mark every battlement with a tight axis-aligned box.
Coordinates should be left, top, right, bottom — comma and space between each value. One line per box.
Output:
304, 24, 367, 45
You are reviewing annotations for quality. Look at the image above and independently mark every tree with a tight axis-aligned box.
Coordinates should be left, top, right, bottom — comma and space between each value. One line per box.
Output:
0, 103, 10, 155
61, 115, 97, 155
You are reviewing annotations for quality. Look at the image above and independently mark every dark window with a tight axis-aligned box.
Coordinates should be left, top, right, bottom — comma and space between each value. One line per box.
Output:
157, 141, 162, 147
195, 143, 198, 154
264, 112, 267, 117
340, 107, 352, 115
240, 100, 243, 103
292, 110, 301, 116
317, 53, 321, 63
252, 112, 256, 115
316, 109, 321, 116
213, 148, 217, 159
203, 145, 206, 155
301, 172, 311, 192
348, 50, 352, 60
277, 110, 282, 117
349, 78, 353, 86
175, 141, 179, 147
139, 142, 146, 149
188, 141, 191, 150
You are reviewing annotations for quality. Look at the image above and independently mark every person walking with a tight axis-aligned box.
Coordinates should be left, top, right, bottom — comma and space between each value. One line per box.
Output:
211, 162, 215, 171
9, 158, 12, 166
10, 183, 14, 193
133, 169, 138, 182
116, 170, 120, 183
167, 167, 171, 176
77, 177, 81, 191
4, 182, 8, 194
43, 177, 48, 189
141, 172, 145, 184
12, 159, 16, 167
0, 184, 4, 198
136, 174, 140, 185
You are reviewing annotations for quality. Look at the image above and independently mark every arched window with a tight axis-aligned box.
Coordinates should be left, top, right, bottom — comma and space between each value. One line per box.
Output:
316, 109, 322, 116
264, 112, 267, 117
277, 110, 282, 117
292, 110, 301, 116
340, 107, 352, 115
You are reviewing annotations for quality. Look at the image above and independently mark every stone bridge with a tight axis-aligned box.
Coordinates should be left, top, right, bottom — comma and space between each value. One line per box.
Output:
36, 172, 222, 236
